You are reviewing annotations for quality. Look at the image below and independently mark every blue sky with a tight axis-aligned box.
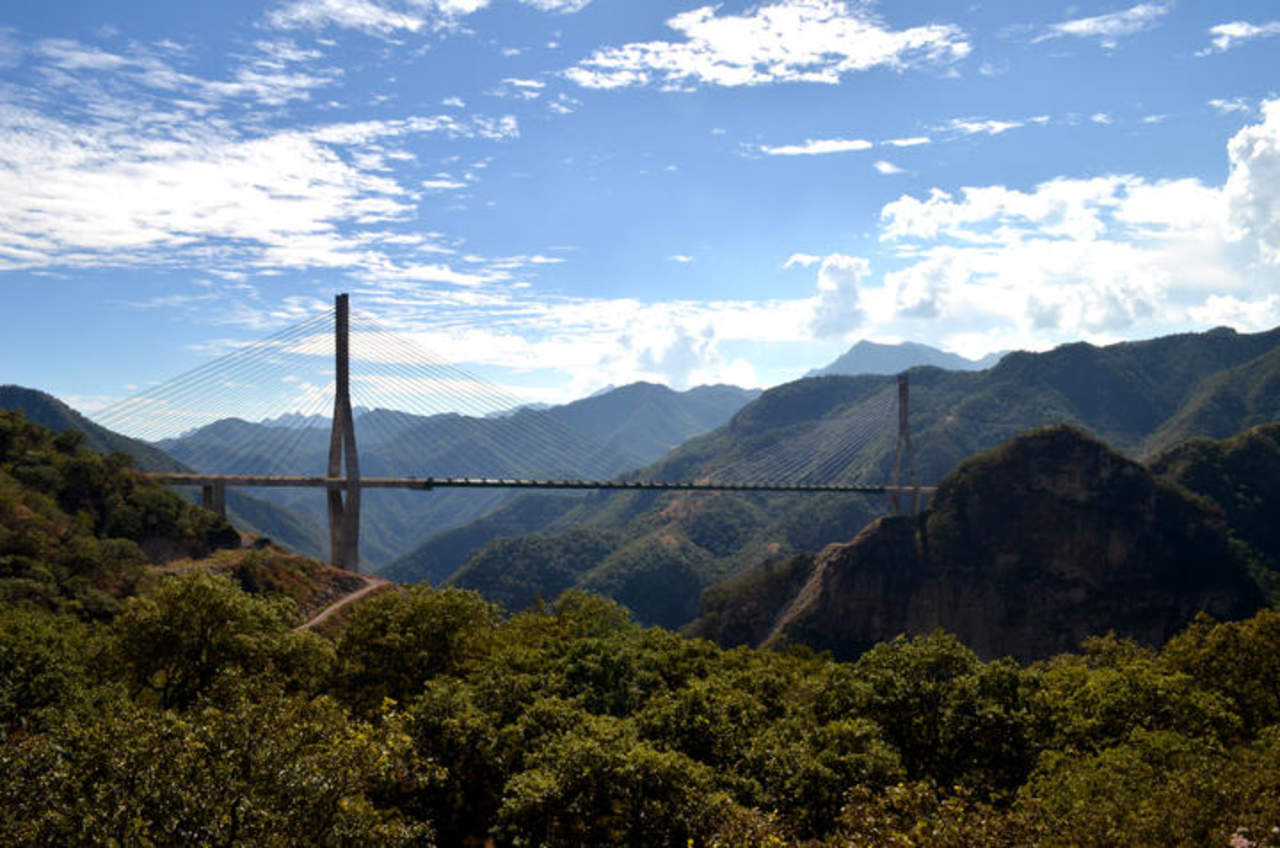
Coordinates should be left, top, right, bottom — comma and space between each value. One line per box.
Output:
1, 0, 1278, 423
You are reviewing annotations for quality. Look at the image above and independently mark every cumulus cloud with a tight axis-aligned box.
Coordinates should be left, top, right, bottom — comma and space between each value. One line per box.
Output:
1198, 20, 1280, 55
871, 101, 1280, 344
874, 160, 904, 174
563, 0, 969, 90
811, 253, 870, 336
1223, 100, 1280, 265
1034, 2, 1169, 48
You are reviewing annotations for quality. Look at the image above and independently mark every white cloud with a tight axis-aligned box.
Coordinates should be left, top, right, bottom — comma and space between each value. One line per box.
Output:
0, 102, 518, 273
759, 137, 873, 156
519, 0, 594, 11
422, 177, 469, 191
342, 283, 821, 395
883, 136, 931, 147
870, 101, 1280, 344
442, 95, 466, 108
1090, 112, 1112, 125
812, 253, 870, 336
1223, 100, 1280, 266
1209, 97, 1251, 114
267, 0, 593, 37
1198, 20, 1280, 55
564, 0, 969, 90
942, 117, 1024, 136
669, 254, 694, 263
268, 0, 427, 34
547, 93, 581, 114
1035, 3, 1169, 48
784, 253, 821, 268
491, 77, 546, 100
874, 160, 904, 174
1187, 294, 1280, 331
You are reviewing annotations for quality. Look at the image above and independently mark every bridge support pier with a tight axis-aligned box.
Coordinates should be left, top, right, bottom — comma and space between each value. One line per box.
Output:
890, 373, 919, 517
327, 293, 361, 573
201, 482, 226, 518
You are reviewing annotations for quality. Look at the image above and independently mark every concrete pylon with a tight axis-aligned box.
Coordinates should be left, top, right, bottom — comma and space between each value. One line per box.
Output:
890, 372, 918, 516
327, 293, 361, 572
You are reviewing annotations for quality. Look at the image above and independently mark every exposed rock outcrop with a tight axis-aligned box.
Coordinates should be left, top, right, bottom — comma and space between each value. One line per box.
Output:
755, 426, 1265, 662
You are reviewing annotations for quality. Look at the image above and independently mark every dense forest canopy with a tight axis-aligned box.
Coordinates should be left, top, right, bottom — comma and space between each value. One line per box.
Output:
2, 409, 1280, 844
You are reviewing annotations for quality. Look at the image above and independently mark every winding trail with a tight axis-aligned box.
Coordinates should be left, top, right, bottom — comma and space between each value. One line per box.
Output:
298, 574, 392, 631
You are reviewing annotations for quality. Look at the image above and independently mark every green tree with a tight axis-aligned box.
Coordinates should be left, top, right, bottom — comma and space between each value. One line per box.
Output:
336, 586, 499, 714
0, 680, 429, 845
112, 570, 333, 709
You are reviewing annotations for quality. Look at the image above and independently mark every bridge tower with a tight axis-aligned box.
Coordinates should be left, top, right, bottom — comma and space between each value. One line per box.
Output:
328, 293, 361, 572
890, 372, 919, 516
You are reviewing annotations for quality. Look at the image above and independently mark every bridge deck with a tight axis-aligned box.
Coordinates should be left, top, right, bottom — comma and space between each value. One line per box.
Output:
144, 472, 935, 495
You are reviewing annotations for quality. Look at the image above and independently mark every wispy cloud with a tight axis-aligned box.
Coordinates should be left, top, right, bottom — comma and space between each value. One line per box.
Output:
784, 253, 821, 268
1034, 2, 1169, 48
563, 0, 969, 90
940, 117, 1024, 136
883, 136, 931, 147
1197, 20, 1280, 55
1209, 97, 1251, 114
266, 0, 596, 37
268, 0, 427, 35
0, 38, 521, 280
759, 137, 873, 156
874, 160, 904, 175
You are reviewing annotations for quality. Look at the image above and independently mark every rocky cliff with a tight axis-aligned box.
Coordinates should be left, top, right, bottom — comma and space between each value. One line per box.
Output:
739, 426, 1264, 662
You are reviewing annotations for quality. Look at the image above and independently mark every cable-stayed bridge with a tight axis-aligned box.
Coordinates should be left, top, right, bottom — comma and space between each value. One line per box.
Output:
93, 294, 931, 572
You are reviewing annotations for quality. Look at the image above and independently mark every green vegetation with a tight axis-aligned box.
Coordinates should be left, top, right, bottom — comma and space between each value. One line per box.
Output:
3, 394, 1280, 844
386, 325, 1280, 632
1151, 423, 1280, 601
0, 410, 238, 616
5, 570, 1280, 844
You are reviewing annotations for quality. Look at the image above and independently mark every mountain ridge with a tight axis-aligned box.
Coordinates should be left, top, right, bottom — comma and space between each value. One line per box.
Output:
806, 339, 1007, 378
385, 323, 1280, 630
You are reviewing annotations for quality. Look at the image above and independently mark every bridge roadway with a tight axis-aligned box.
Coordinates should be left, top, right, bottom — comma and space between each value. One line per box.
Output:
144, 472, 936, 496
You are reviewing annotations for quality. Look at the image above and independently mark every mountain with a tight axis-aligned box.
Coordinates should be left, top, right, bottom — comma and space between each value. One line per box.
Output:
806, 340, 1006, 377
1148, 423, 1280, 601
0, 386, 326, 559
386, 324, 1280, 629
686, 426, 1266, 662
0, 385, 186, 472
157, 381, 760, 568
0, 408, 241, 615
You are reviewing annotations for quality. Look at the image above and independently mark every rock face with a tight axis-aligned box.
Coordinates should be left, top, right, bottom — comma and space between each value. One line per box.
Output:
764, 426, 1265, 662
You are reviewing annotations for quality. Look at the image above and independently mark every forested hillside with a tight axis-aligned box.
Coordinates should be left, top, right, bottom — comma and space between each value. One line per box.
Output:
687, 425, 1268, 661
388, 325, 1280, 630
0, 386, 327, 559
4, 410, 1280, 844
159, 382, 757, 567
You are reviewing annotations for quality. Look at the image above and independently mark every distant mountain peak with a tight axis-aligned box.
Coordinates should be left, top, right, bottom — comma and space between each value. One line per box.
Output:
807, 340, 1007, 378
